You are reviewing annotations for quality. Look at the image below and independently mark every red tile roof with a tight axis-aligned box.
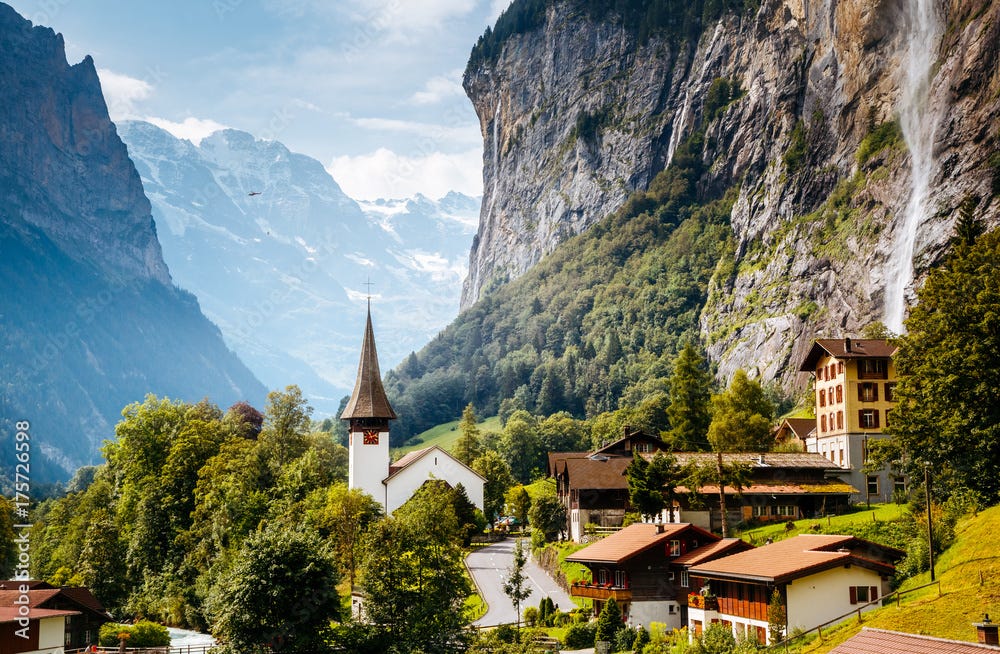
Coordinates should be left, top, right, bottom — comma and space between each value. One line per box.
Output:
673, 538, 753, 566
690, 534, 901, 583
830, 628, 1000, 653
566, 523, 716, 565
799, 338, 897, 371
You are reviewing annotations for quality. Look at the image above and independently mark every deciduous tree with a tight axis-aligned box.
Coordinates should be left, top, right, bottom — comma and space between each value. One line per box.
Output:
707, 370, 775, 452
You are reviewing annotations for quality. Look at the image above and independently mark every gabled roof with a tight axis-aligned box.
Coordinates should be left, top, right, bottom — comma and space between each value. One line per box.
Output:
0, 589, 60, 607
548, 451, 591, 478
560, 456, 632, 490
775, 418, 816, 440
690, 534, 902, 584
566, 523, 717, 565
830, 628, 1000, 653
799, 338, 897, 371
0, 607, 79, 624
0, 586, 112, 620
384, 445, 486, 484
592, 430, 671, 456
673, 538, 754, 566
341, 305, 397, 420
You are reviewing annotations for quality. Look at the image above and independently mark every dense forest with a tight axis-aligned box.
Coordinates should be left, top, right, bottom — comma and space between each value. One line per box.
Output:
385, 118, 744, 444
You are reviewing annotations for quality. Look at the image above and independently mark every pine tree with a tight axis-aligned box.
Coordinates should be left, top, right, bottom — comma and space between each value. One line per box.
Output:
666, 343, 713, 451
595, 597, 623, 644
453, 403, 483, 465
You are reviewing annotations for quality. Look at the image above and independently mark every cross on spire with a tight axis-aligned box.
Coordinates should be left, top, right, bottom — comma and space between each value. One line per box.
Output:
363, 278, 374, 303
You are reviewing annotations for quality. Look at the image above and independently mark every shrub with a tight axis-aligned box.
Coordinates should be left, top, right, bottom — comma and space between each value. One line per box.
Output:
563, 621, 598, 649
613, 625, 638, 652
99, 621, 170, 648
523, 606, 539, 627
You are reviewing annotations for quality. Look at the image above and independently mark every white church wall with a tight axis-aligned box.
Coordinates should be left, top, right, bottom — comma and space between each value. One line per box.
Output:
385, 447, 485, 515
349, 428, 390, 509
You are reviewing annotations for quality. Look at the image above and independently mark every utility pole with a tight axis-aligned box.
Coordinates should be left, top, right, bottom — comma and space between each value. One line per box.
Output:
925, 464, 935, 581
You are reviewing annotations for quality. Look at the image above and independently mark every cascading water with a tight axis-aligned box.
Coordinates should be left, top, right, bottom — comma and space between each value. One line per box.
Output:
666, 22, 724, 166
883, 0, 942, 333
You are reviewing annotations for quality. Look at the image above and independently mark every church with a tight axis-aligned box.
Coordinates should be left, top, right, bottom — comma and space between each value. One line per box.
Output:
341, 303, 485, 514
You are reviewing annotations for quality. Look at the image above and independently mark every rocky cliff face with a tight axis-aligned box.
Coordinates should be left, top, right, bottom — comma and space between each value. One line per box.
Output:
463, 0, 999, 386
0, 4, 265, 481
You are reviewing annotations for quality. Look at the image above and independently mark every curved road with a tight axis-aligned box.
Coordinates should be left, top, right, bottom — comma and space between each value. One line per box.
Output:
467, 537, 574, 627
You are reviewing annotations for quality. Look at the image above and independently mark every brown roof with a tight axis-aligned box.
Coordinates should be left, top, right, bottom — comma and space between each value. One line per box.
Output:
0, 586, 111, 620
690, 534, 901, 583
548, 451, 591, 477
673, 538, 754, 566
664, 451, 841, 471
830, 628, 1000, 653
561, 456, 632, 490
566, 523, 716, 565
0, 589, 60, 607
799, 338, 897, 371
0, 607, 79, 624
674, 479, 859, 496
776, 418, 816, 440
340, 305, 397, 420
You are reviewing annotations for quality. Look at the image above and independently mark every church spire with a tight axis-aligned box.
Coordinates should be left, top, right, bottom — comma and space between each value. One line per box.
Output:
341, 301, 397, 421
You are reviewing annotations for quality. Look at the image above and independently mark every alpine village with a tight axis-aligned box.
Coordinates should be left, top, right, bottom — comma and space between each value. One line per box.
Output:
1, 0, 1000, 653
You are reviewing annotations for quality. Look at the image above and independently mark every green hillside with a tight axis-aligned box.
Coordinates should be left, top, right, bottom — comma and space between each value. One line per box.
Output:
791, 504, 1000, 652
393, 416, 502, 457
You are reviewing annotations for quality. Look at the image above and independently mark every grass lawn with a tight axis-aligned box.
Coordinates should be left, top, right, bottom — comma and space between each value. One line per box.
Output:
785, 504, 1000, 652
393, 416, 503, 457
735, 503, 907, 545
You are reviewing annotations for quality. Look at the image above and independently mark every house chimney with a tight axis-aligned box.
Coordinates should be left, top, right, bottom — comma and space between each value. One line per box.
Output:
845, 337, 852, 352
656, 524, 665, 534
974, 614, 999, 645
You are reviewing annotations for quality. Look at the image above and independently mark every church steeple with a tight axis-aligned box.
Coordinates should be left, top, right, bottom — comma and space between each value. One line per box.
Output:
341, 301, 396, 422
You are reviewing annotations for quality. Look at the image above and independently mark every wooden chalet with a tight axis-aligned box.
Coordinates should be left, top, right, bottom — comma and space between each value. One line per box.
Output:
0, 581, 112, 650
773, 417, 814, 451
565, 522, 753, 630
687, 535, 903, 644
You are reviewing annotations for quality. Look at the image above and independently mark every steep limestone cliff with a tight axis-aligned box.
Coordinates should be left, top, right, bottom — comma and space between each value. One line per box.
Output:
462, 0, 1000, 387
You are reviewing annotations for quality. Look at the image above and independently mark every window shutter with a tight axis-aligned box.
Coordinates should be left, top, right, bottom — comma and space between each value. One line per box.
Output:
874, 410, 881, 428
873, 384, 879, 401
849, 586, 857, 604
858, 410, 864, 427
870, 586, 878, 601
858, 384, 864, 401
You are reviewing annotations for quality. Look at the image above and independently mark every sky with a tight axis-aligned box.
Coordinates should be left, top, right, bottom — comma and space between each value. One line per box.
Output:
10, 0, 513, 200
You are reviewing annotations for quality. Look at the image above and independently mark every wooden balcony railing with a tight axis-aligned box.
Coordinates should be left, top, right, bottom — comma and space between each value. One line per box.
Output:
570, 582, 633, 602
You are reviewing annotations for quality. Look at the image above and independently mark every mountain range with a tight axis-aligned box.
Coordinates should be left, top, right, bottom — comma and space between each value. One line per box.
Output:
117, 120, 480, 415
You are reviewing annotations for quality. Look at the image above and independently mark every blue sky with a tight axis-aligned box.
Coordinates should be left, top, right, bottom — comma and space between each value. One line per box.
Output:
10, 0, 512, 200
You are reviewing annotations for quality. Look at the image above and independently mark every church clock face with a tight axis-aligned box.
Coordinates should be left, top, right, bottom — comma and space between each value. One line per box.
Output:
363, 429, 380, 445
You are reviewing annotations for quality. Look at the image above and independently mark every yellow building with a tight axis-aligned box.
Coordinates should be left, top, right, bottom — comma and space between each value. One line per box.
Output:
799, 338, 904, 503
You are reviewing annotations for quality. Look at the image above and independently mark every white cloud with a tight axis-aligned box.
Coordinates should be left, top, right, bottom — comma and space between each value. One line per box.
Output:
145, 117, 229, 145
357, 0, 478, 34
97, 69, 153, 120
410, 72, 465, 105
349, 116, 481, 146
327, 147, 483, 201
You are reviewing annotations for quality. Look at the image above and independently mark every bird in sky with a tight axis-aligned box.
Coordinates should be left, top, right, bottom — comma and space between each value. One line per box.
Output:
248, 191, 261, 196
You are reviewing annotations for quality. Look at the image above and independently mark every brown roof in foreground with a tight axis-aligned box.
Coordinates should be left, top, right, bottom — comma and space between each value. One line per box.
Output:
0, 607, 79, 624
690, 534, 901, 583
664, 451, 841, 470
566, 523, 717, 565
341, 305, 397, 420
799, 338, 897, 371
830, 628, 1000, 653
0, 589, 60, 607
673, 538, 754, 566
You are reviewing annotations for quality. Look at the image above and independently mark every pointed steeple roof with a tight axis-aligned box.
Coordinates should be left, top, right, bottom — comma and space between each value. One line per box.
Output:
341, 303, 397, 420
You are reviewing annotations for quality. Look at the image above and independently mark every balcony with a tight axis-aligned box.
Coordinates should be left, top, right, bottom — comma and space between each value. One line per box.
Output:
688, 593, 719, 611
570, 582, 633, 602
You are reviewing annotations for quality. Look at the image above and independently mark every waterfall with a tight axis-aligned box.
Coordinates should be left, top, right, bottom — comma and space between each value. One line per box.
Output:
666, 22, 724, 167
883, 0, 941, 333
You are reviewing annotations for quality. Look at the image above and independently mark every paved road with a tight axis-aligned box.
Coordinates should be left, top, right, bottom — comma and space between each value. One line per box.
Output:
467, 537, 574, 627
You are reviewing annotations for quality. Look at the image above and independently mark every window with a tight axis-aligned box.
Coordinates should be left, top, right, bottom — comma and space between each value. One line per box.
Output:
819, 390, 826, 407
859, 382, 879, 402
817, 366, 825, 381
859, 409, 880, 429
849, 586, 878, 604
867, 475, 879, 496
599, 570, 608, 585
836, 385, 843, 403
885, 382, 897, 402
681, 571, 690, 587
859, 359, 888, 379
776, 505, 796, 517
894, 477, 906, 495
753, 504, 769, 517
838, 361, 844, 374
828, 363, 836, 379
635, 442, 652, 453
837, 411, 844, 429
821, 415, 827, 432
670, 540, 681, 556
615, 570, 627, 587
839, 448, 845, 466
668, 605, 676, 614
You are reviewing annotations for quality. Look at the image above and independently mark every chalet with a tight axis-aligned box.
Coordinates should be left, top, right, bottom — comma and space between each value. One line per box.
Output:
830, 627, 1000, 653
687, 534, 903, 644
799, 338, 904, 503
0, 581, 111, 652
0, 607, 79, 654
550, 444, 857, 541
565, 523, 753, 630
773, 418, 814, 451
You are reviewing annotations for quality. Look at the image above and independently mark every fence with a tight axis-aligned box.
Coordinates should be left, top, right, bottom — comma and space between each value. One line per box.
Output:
767, 580, 943, 651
